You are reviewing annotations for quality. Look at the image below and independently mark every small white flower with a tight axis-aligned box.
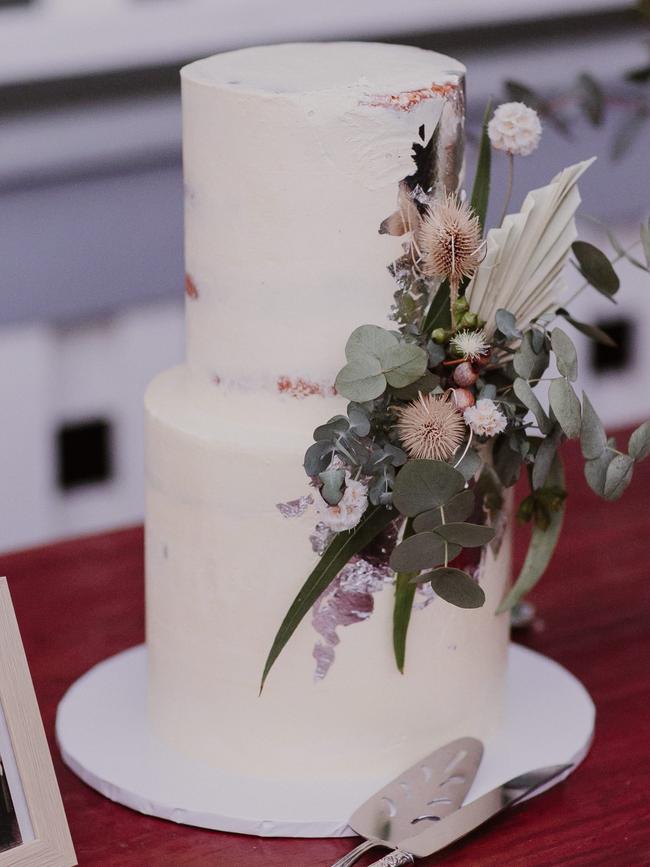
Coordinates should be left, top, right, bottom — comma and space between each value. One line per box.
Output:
464, 399, 508, 437
314, 473, 368, 532
450, 328, 490, 361
488, 102, 542, 157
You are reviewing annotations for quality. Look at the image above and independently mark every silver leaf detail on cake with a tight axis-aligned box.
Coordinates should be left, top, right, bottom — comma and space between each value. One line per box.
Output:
275, 495, 314, 519
312, 557, 394, 681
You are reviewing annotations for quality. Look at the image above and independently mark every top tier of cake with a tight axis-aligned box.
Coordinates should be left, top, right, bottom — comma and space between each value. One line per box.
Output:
181, 42, 465, 389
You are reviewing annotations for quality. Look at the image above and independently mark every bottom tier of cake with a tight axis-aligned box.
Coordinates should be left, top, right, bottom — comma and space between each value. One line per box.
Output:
144, 365, 511, 782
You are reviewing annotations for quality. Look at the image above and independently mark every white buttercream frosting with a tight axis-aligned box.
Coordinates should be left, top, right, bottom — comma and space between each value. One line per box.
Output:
145, 42, 510, 782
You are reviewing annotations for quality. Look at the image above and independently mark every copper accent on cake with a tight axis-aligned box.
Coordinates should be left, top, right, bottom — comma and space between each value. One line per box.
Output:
362, 82, 458, 112
277, 376, 336, 399
184, 273, 199, 300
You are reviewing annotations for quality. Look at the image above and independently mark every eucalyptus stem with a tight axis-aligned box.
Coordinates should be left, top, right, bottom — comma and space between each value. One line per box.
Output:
498, 153, 515, 227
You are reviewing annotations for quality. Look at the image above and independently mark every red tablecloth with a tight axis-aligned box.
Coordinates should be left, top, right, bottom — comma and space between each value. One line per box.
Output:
3, 432, 650, 866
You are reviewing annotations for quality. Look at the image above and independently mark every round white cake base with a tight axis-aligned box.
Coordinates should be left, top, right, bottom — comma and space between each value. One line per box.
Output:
56, 643, 594, 839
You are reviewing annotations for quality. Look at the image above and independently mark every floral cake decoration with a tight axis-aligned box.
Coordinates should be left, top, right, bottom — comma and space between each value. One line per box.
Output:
262, 100, 650, 689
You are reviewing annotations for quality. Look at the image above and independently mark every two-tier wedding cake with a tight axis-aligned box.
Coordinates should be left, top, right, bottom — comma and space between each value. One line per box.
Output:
144, 42, 511, 782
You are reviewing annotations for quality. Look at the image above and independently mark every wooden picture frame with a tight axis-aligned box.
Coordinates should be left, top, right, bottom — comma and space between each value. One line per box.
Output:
0, 578, 76, 867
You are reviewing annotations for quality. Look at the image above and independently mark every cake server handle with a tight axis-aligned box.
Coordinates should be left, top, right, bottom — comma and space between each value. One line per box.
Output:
329, 838, 384, 867
367, 852, 414, 866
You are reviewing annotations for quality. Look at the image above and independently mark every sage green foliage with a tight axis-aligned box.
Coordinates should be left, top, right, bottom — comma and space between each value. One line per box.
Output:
513, 331, 549, 380
582, 404, 650, 501
572, 240, 620, 298
496, 309, 522, 341
260, 504, 396, 692
390, 459, 489, 613
335, 325, 428, 402
392, 459, 465, 516
389, 532, 460, 572
549, 378, 582, 439
513, 378, 552, 435
550, 328, 578, 381
413, 489, 475, 531
498, 453, 566, 613
629, 421, 650, 462
419, 567, 486, 609
580, 392, 607, 460
318, 468, 345, 506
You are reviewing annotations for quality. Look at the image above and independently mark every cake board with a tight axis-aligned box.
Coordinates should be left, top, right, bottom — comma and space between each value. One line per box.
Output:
56, 643, 594, 839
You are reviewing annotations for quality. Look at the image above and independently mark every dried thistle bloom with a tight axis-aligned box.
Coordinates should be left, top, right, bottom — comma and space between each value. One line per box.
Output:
417, 195, 483, 291
450, 328, 490, 361
396, 393, 466, 462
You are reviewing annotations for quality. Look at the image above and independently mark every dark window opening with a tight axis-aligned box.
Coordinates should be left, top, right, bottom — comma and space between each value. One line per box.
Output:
591, 318, 633, 373
57, 418, 113, 490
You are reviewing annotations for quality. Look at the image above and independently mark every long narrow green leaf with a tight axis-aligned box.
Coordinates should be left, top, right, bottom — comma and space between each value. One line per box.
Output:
260, 505, 395, 691
421, 280, 451, 335
393, 572, 417, 674
470, 99, 493, 232
496, 454, 566, 613
392, 518, 415, 673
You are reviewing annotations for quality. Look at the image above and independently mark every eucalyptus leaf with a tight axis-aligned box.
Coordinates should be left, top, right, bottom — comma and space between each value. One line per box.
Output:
549, 378, 581, 439
424, 567, 486, 609
497, 453, 565, 612
532, 427, 562, 490
261, 505, 396, 691
530, 328, 546, 354
304, 440, 334, 476
427, 342, 446, 366
412, 489, 475, 532
572, 241, 620, 298
318, 468, 345, 506
347, 404, 371, 437
393, 460, 466, 517
513, 331, 549, 380
580, 392, 607, 460
346, 324, 397, 361
389, 531, 461, 572
381, 342, 429, 389
335, 358, 386, 402
550, 327, 578, 382
313, 416, 349, 441
470, 99, 492, 232
584, 440, 616, 496
603, 453, 634, 500
479, 383, 497, 400
390, 371, 440, 401
629, 420, 650, 463
434, 522, 495, 547
495, 309, 522, 341
513, 378, 552, 434
493, 437, 523, 488
556, 308, 617, 348
453, 447, 482, 482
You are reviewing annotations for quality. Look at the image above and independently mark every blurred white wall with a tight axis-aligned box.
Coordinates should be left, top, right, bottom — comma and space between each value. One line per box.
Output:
0, 2, 647, 551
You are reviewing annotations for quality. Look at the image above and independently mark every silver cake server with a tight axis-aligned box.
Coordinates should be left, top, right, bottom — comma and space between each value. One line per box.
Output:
330, 737, 483, 867
364, 762, 573, 866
